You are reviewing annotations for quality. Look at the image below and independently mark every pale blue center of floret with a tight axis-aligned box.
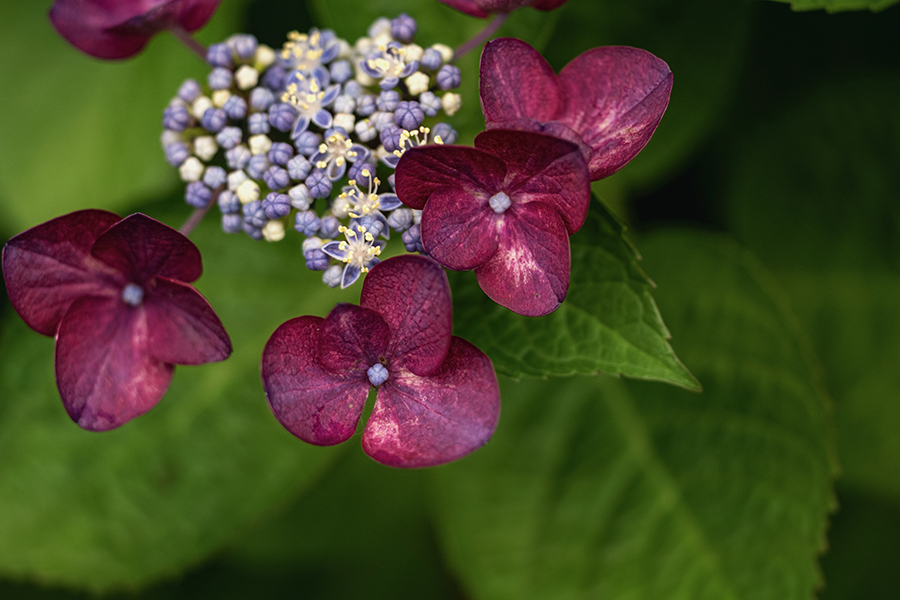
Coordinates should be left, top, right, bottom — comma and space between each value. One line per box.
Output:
367, 363, 389, 387
121, 283, 144, 307
489, 192, 512, 214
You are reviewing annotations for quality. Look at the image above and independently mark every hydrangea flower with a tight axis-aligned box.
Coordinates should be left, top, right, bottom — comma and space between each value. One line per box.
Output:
395, 129, 589, 317
261, 255, 500, 467
49, 0, 221, 59
2, 210, 232, 431
479, 37, 673, 181
437, 0, 567, 18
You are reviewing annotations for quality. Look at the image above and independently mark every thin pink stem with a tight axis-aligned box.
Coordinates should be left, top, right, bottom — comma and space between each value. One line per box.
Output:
171, 27, 207, 61
179, 189, 220, 237
453, 13, 509, 62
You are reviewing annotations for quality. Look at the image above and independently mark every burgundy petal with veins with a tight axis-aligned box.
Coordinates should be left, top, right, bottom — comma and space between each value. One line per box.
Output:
2, 209, 120, 335
480, 38, 672, 181
394, 146, 505, 210
558, 46, 673, 180
55, 295, 174, 431
480, 37, 560, 123
363, 338, 500, 468
262, 316, 371, 446
421, 187, 498, 271
91, 213, 203, 284
2, 209, 232, 431
475, 200, 570, 317
361, 256, 453, 377
49, 0, 221, 60
475, 129, 590, 234
437, 0, 568, 18
144, 277, 231, 365
317, 304, 390, 374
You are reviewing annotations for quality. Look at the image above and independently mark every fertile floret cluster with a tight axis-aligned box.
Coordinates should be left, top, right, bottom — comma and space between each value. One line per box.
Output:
160, 17, 461, 288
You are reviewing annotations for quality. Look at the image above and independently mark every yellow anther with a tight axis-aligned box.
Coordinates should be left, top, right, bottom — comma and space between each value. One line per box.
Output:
318, 143, 328, 153
316, 161, 327, 169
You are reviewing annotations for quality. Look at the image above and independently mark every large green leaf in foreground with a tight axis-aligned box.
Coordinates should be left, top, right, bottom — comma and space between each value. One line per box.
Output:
726, 76, 900, 498
452, 201, 699, 390
0, 214, 345, 591
0, 2, 247, 230
764, 0, 898, 13
434, 232, 836, 600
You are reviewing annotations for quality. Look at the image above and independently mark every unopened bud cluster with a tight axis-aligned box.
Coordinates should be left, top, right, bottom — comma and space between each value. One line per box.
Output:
160, 16, 461, 288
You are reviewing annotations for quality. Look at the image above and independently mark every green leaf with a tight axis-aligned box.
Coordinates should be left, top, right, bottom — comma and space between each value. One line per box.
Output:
0, 211, 349, 591
725, 76, 900, 498
0, 1, 248, 231
543, 0, 752, 192
451, 200, 699, 390
433, 232, 836, 600
763, 0, 898, 13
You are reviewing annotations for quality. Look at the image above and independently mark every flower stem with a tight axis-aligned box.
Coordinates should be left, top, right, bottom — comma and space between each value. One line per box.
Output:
453, 13, 509, 62
179, 189, 220, 237
171, 27, 208, 61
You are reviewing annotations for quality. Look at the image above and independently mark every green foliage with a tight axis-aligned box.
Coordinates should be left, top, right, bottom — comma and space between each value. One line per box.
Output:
0, 1, 248, 231
433, 232, 836, 600
764, 0, 898, 13
451, 200, 699, 390
726, 76, 900, 498
544, 0, 752, 193
0, 212, 346, 591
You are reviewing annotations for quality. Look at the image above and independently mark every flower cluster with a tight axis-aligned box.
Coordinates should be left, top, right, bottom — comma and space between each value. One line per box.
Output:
160, 16, 462, 289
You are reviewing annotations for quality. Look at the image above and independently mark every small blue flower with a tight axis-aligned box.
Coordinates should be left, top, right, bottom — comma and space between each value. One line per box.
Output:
282, 73, 340, 136
319, 215, 340, 239
356, 95, 377, 117
208, 67, 234, 91
322, 264, 343, 288
201, 107, 227, 133
250, 87, 275, 111
367, 362, 390, 387
248, 113, 271, 135
243, 200, 268, 228
207, 43, 233, 68
402, 223, 424, 253
218, 190, 241, 214
393, 101, 424, 130
268, 142, 294, 166
226, 145, 251, 169
280, 29, 340, 75
376, 90, 401, 112
178, 79, 202, 103
247, 155, 271, 180
305, 169, 333, 199
295, 210, 322, 237
311, 128, 367, 181
287, 155, 312, 181
387, 208, 413, 232
380, 125, 403, 152
360, 42, 420, 90
185, 182, 213, 208
243, 221, 264, 240
268, 102, 298, 133
333, 94, 356, 114
294, 131, 322, 157
165, 142, 190, 167
348, 161, 376, 185
203, 166, 227, 189
229, 34, 258, 60
320, 224, 385, 288
371, 111, 394, 132
432, 122, 458, 144
262, 66, 287, 91
223, 96, 247, 120
342, 80, 364, 99
289, 184, 312, 210
390, 14, 417, 44
216, 126, 243, 149
436, 65, 461, 91
304, 246, 330, 271
329, 60, 353, 83
222, 213, 243, 233
264, 166, 291, 190
419, 91, 442, 117
354, 118, 377, 142
420, 48, 443, 72
263, 192, 292, 219
163, 104, 191, 131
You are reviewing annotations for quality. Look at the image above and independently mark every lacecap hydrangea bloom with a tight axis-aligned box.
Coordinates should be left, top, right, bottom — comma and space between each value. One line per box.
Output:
262, 255, 500, 468
160, 15, 462, 289
1, 210, 232, 431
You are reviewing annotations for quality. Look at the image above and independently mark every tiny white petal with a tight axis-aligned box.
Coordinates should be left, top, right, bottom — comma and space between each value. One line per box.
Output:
192, 96, 214, 120
212, 90, 232, 108
442, 92, 462, 116
179, 157, 204, 182
237, 179, 260, 204
235, 65, 260, 90
227, 169, 248, 191
263, 220, 285, 242
405, 72, 430, 96
254, 45, 276, 69
194, 136, 219, 162
431, 44, 453, 63
248, 134, 273, 155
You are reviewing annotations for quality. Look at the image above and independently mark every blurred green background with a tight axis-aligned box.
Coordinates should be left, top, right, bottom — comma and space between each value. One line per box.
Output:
1, 0, 899, 598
